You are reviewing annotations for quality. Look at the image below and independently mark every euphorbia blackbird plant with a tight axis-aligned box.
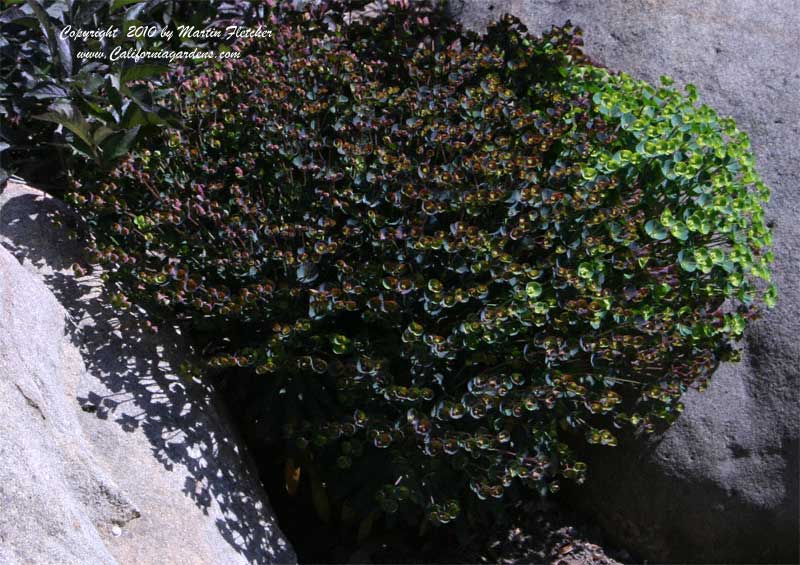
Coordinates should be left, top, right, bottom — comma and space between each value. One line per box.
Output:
68, 0, 775, 533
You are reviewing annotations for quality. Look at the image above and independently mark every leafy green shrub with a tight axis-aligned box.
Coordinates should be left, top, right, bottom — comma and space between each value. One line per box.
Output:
69, 0, 775, 529
0, 0, 263, 185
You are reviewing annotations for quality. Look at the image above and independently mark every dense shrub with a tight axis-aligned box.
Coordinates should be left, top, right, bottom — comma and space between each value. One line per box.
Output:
68, 0, 775, 530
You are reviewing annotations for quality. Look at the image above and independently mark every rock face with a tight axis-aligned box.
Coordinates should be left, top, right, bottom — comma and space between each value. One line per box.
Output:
455, 2, 800, 563
0, 181, 296, 564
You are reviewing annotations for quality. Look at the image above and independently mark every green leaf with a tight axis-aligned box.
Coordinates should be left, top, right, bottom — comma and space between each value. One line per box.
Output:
728, 271, 743, 287
709, 248, 725, 264
764, 284, 778, 308
525, 281, 542, 298
297, 262, 319, 284
119, 104, 148, 129
659, 208, 675, 228
678, 251, 696, 272
694, 249, 714, 273
110, 0, 144, 11
79, 98, 117, 123
660, 159, 676, 179
120, 84, 157, 111
120, 64, 169, 84
670, 222, 689, 240
686, 212, 702, 232
311, 476, 331, 524
284, 459, 301, 496
33, 105, 95, 155
644, 219, 668, 240
22, 83, 69, 99
330, 333, 351, 354
93, 126, 115, 144
100, 126, 141, 161
357, 510, 379, 543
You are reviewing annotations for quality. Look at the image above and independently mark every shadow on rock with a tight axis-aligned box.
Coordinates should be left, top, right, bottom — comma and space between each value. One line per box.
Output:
0, 182, 294, 564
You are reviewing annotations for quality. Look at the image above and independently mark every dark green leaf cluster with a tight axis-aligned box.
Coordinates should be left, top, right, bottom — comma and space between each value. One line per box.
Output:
69, 0, 775, 527
0, 0, 264, 183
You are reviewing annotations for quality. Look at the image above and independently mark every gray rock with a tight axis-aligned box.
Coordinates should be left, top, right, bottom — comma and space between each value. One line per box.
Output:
0, 181, 296, 564
0, 245, 118, 564
454, 1, 800, 562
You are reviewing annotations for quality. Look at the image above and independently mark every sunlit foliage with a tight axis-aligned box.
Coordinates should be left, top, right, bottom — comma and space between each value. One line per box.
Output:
69, 0, 775, 527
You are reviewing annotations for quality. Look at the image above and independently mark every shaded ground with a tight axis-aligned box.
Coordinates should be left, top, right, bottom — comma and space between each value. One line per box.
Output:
366, 500, 629, 565
219, 372, 628, 565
